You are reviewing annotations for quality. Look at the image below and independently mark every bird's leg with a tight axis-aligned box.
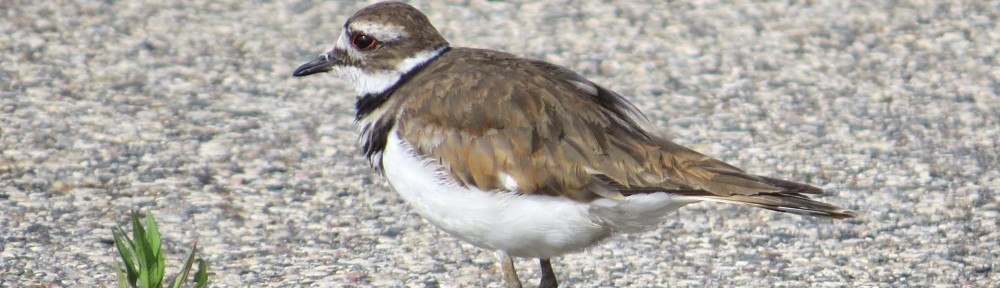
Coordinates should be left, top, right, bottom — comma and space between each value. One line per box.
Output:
538, 258, 558, 288
498, 251, 522, 288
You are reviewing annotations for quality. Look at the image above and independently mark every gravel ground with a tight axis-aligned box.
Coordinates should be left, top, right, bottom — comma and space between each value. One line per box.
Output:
2, 0, 998, 287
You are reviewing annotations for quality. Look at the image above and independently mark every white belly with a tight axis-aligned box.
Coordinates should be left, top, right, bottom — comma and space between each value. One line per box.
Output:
381, 129, 698, 258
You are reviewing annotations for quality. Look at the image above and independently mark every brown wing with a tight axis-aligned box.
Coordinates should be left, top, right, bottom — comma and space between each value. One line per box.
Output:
392, 48, 854, 218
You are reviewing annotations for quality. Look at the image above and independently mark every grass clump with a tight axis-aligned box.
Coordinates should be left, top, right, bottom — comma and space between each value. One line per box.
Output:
112, 210, 208, 288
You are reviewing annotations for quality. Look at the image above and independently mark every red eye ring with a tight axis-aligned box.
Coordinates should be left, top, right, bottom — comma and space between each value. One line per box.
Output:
352, 34, 377, 50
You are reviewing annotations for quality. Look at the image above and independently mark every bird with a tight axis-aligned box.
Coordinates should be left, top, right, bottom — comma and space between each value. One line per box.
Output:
292, 2, 855, 287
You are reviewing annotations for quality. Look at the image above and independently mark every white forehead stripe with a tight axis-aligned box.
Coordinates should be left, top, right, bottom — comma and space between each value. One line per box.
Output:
349, 21, 406, 41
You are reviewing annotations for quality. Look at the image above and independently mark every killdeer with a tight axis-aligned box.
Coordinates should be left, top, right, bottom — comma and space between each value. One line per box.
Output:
293, 2, 855, 287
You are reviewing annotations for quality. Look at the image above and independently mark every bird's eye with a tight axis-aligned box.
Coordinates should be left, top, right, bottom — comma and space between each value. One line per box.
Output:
352, 34, 377, 50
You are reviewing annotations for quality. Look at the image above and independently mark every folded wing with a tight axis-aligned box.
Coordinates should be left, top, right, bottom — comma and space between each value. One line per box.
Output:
394, 48, 854, 219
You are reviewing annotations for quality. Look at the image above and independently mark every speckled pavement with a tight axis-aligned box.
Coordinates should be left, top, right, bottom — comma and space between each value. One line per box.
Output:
2, 0, 998, 287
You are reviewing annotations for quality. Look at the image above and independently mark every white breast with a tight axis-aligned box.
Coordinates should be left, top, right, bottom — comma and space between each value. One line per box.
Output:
381, 129, 698, 258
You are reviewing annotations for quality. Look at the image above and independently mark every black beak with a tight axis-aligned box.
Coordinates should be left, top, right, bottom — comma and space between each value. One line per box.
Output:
293, 52, 336, 77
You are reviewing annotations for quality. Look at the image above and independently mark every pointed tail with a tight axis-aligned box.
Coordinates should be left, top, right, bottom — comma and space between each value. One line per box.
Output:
686, 192, 856, 219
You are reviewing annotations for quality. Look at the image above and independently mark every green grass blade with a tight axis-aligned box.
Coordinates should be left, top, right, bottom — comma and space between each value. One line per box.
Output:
168, 243, 198, 288
113, 223, 139, 286
144, 210, 165, 286
115, 262, 129, 288
193, 259, 209, 288
129, 210, 158, 288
